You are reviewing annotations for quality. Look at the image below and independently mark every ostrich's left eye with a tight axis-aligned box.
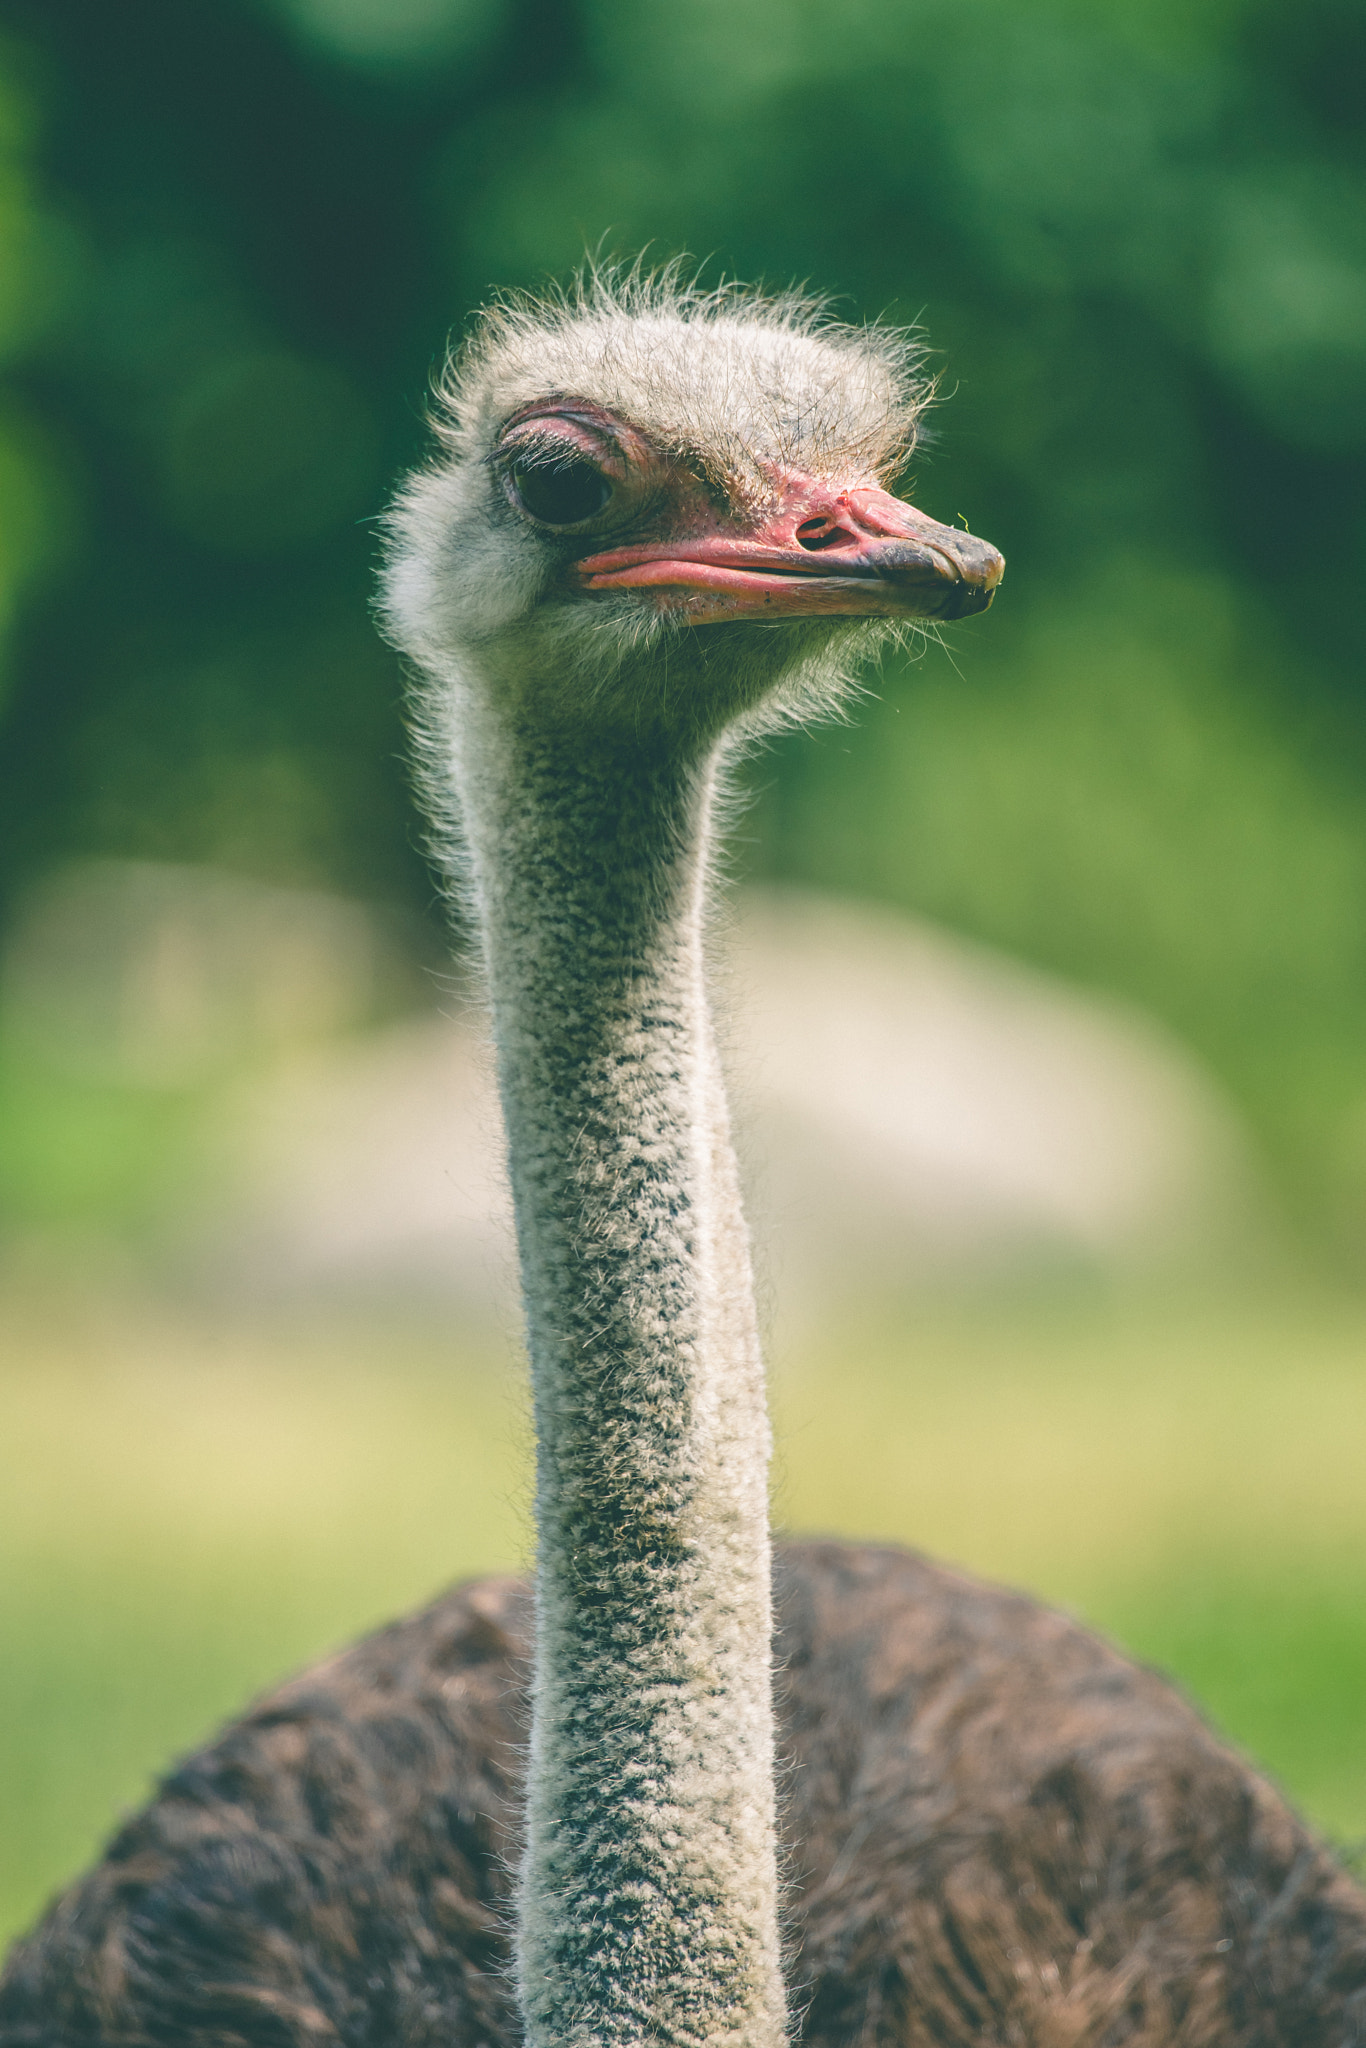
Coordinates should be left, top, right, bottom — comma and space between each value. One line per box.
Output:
509, 457, 612, 527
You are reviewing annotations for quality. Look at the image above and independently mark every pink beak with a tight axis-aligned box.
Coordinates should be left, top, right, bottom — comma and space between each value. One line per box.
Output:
577, 479, 1004, 624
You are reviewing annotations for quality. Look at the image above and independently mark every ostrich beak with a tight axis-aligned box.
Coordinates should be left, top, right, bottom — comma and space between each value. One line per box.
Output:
577, 480, 1004, 623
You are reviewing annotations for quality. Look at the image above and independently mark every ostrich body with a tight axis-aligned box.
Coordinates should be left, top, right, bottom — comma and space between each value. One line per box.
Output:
4, 278, 1366, 2048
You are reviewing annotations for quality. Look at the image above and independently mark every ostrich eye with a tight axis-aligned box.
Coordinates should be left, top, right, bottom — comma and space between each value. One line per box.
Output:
509, 457, 612, 527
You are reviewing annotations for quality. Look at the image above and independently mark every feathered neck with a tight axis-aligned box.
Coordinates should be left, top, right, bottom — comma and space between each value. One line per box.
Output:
451, 712, 785, 2048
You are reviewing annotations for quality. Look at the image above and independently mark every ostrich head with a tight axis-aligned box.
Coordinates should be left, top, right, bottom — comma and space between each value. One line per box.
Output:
381, 273, 1004, 748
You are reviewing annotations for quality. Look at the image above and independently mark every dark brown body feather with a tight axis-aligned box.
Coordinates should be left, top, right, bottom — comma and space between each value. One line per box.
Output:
3, 1542, 1364, 2047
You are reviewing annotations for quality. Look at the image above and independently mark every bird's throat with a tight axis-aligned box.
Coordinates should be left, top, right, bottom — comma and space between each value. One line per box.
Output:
459, 726, 785, 2048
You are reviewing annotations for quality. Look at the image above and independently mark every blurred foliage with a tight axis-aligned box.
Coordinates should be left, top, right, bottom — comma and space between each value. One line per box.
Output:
0, 0, 1364, 1235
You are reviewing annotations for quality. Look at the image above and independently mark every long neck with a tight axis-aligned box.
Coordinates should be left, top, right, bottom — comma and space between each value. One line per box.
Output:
457, 713, 784, 2048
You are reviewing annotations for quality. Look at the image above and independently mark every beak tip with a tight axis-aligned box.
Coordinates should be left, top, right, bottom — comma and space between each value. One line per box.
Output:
942, 583, 998, 621
957, 542, 1005, 614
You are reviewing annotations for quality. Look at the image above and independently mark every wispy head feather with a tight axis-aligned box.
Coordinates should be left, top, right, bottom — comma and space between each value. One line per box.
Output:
428, 257, 932, 504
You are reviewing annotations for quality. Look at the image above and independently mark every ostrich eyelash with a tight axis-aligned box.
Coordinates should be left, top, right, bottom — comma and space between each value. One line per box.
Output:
490, 435, 604, 476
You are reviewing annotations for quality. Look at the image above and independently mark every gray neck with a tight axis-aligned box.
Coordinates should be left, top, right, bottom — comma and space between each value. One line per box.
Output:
455, 712, 784, 2048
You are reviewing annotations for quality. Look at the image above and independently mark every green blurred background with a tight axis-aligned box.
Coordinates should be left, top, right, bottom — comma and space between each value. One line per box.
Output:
2, 0, 1366, 1952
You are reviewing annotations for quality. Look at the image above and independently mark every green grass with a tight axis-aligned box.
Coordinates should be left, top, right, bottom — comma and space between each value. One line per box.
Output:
771, 1292, 1366, 1845
2, 1281, 1365, 1949
0, 1043, 205, 1232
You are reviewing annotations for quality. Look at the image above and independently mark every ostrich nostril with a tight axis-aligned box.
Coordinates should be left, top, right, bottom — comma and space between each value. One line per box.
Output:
795, 516, 856, 551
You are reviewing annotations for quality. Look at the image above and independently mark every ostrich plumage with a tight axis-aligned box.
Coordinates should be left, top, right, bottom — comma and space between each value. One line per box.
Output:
2, 274, 1363, 2048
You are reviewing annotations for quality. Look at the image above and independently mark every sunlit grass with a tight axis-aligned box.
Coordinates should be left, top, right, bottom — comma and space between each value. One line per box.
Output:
771, 1291, 1366, 1845
0, 1284, 532, 1946
3, 1280, 1365, 1950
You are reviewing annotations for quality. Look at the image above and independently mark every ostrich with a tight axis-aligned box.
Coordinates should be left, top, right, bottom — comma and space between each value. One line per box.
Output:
4, 273, 1366, 2048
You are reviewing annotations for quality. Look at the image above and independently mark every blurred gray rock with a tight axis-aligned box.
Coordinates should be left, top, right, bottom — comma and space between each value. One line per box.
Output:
196, 887, 1271, 1317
